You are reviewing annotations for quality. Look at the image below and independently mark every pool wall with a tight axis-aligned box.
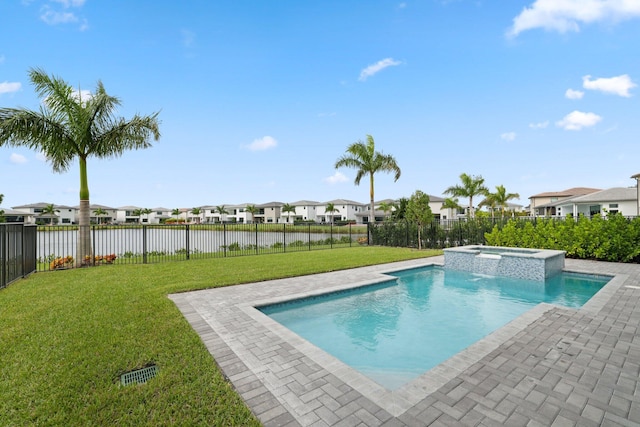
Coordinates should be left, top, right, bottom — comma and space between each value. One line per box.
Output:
443, 245, 565, 281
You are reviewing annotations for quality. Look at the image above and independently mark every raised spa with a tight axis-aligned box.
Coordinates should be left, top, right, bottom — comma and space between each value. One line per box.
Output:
443, 245, 565, 281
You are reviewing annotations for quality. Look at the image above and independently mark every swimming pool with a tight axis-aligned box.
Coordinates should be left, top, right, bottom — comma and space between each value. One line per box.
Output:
259, 266, 609, 390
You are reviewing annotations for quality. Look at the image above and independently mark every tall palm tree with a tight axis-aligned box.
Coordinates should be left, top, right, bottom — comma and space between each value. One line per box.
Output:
0, 68, 160, 265
489, 185, 520, 218
142, 208, 152, 223
131, 208, 143, 223
335, 134, 401, 224
325, 202, 338, 224
443, 173, 488, 218
281, 203, 296, 223
441, 197, 462, 219
245, 204, 258, 224
171, 208, 181, 222
215, 205, 228, 223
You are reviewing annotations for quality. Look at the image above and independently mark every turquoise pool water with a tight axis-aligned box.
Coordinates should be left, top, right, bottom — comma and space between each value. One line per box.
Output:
259, 266, 609, 390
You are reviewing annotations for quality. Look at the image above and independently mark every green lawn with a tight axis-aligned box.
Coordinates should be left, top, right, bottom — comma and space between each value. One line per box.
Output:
1, 246, 440, 426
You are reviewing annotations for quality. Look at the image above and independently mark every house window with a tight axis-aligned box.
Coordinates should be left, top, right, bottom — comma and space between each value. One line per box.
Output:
609, 204, 618, 209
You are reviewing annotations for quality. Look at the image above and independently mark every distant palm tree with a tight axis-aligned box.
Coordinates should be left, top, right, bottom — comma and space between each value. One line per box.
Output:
391, 197, 409, 221
142, 208, 152, 223
443, 173, 489, 218
335, 134, 401, 224
190, 207, 201, 224
325, 203, 338, 224
441, 197, 462, 219
0, 68, 160, 265
93, 207, 107, 224
41, 203, 59, 225
245, 204, 258, 223
488, 185, 520, 218
281, 203, 296, 223
378, 201, 394, 220
171, 208, 180, 221
215, 205, 228, 223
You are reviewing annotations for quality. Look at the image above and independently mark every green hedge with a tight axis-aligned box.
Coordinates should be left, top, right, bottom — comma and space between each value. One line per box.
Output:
485, 214, 640, 263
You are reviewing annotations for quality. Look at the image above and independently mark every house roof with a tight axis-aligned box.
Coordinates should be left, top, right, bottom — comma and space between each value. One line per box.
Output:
569, 187, 636, 203
529, 187, 601, 199
289, 200, 320, 206
324, 199, 364, 205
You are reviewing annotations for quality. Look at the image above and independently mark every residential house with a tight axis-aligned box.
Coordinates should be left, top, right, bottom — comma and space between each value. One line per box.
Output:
529, 187, 600, 217
2, 208, 34, 223
256, 202, 284, 224
317, 199, 364, 224
285, 200, 320, 223
12, 202, 75, 225
88, 204, 118, 224
226, 204, 250, 223
551, 187, 637, 217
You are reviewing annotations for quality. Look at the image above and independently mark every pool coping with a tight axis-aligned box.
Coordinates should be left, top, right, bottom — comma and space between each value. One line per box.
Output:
169, 256, 638, 426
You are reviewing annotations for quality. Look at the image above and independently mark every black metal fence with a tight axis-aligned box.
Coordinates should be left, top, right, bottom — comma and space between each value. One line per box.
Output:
369, 218, 512, 249
37, 223, 368, 271
1, 223, 37, 289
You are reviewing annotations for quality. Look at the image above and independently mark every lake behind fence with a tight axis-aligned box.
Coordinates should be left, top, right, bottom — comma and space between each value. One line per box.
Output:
38, 223, 367, 270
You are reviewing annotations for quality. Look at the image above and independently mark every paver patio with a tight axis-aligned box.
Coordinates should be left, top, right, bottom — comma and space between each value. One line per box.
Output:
170, 256, 640, 426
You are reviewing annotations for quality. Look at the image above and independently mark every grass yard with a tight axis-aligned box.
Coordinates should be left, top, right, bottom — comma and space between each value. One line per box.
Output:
0, 246, 440, 426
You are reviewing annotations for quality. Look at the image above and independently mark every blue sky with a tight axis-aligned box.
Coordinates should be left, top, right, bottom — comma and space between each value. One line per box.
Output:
1, 0, 640, 210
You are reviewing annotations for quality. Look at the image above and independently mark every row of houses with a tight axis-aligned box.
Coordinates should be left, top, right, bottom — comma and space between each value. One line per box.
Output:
4, 184, 639, 225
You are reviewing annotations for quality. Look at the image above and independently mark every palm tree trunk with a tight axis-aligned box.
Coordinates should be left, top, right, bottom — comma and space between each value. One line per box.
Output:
369, 172, 375, 224
76, 157, 92, 266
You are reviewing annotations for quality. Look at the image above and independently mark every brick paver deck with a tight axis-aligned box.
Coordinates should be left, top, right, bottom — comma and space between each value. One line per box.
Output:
170, 257, 640, 426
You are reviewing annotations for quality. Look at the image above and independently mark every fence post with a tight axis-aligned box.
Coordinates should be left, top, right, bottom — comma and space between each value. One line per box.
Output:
308, 223, 311, 251
186, 224, 190, 260
330, 223, 333, 248
1, 225, 6, 289
255, 223, 259, 255
91, 225, 96, 266
143, 225, 148, 264
349, 223, 352, 247
223, 223, 227, 257
283, 223, 286, 253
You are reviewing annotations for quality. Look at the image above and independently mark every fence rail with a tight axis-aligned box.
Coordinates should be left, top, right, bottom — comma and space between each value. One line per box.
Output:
37, 223, 368, 271
1, 224, 37, 289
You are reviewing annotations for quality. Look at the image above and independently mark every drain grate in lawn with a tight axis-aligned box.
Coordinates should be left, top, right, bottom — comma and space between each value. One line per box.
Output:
120, 365, 158, 386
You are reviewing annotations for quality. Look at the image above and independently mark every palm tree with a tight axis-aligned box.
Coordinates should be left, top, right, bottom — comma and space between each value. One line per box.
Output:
335, 134, 401, 224
0, 194, 4, 222
391, 197, 409, 221
93, 207, 107, 224
215, 205, 228, 223
441, 197, 462, 219
41, 203, 59, 225
190, 207, 201, 224
142, 208, 152, 223
171, 208, 181, 222
378, 201, 394, 220
0, 68, 160, 265
443, 173, 488, 218
325, 202, 338, 224
488, 185, 520, 218
281, 203, 296, 223
245, 204, 258, 224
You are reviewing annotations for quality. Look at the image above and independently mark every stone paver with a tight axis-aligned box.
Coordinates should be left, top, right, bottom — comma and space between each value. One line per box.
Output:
169, 257, 640, 426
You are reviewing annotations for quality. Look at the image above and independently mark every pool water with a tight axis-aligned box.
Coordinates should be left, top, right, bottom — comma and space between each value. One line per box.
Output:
259, 266, 609, 390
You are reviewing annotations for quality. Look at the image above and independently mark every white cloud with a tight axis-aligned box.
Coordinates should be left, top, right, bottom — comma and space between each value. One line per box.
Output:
500, 132, 516, 142
582, 74, 637, 97
324, 172, 348, 185
244, 136, 278, 151
10, 153, 27, 164
529, 121, 549, 129
51, 0, 86, 7
359, 58, 402, 81
565, 88, 584, 99
40, 9, 78, 25
556, 110, 602, 130
508, 0, 640, 37
0, 81, 21, 94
